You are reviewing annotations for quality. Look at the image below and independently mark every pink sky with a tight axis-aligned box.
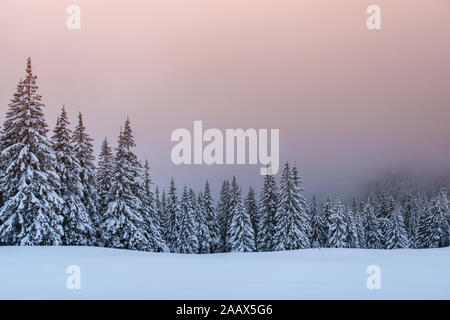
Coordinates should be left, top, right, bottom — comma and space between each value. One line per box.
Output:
0, 0, 449, 196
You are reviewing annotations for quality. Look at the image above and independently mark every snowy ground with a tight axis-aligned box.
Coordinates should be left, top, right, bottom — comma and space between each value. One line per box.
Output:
0, 246, 449, 299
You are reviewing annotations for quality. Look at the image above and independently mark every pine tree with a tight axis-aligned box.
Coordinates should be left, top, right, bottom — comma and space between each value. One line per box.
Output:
326, 199, 347, 248
203, 181, 220, 252
100, 119, 150, 251
217, 180, 231, 251
166, 178, 180, 252
353, 198, 366, 248
228, 188, 256, 252
309, 195, 326, 248
404, 193, 421, 248
322, 196, 334, 247
97, 138, 113, 224
72, 112, 99, 239
176, 187, 199, 253
0, 58, 64, 245
364, 201, 381, 249
256, 174, 278, 251
346, 209, 359, 248
196, 192, 212, 253
140, 160, 168, 252
420, 189, 450, 248
224, 176, 241, 250
52, 106, 93, 245
273, 162, 310, 251
245, 187, 258, 245
385, 208, 409, 249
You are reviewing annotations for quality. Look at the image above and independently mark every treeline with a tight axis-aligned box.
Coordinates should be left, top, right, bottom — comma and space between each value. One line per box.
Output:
0, 58, 449, 253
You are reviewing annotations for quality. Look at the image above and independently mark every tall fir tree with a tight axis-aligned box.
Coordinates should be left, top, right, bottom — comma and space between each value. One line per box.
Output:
245, 187, 258, 245
196, 192, 212, 253
364, 200, 382, 249
309, 195, 326, 248
203, 181, 220, 252
419, 189, 450, 248
346, 209, 360, 248
96, 137, 113, 232
322, 196, 334, 247
72, 112, 99, 237
228, 188, 256, 252
0, 58, 64, 245
385, 208, 409, 249
217, 180, 231, 251
256, 174, 278, 251
326, 199, 348, 248
100, 119, 150, 251
140, 160, 168, 252
52, 106, 93, 245
166, 178, 181, 252
273, 162, 310, 251
176, 187, 199, 253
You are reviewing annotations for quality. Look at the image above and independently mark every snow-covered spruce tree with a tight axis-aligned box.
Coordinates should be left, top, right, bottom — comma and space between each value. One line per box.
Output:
364, 200, 382, 249
321, 196, 334, 247
273, 162, 310, 251
326, 199, 347, 248
256, 174, 278, 251
196, 192, 212, 253
309, 195, 326, 248
100, 119, 150, 251
158, 188, 171, 243
353, 198, 366, 248
203, 181, 220, 252
224, 176, 241, 250
176, 187, 199, 253
346, 209, 360, 248
291, 164, 311, 240
227, 188, 256, 252
217, 180, 230, 251
245, 187, 258, 245
140, 160, 168, 252
166, 178, 180, 252
0, 58, 64, 245
420, 189, 450, 248
52, 106, 93, 245
404, 192, 421, 248
385, 207, 409, 249
72, 112, 99, 238
96, 137, 113, 224
377, 195, 395, 249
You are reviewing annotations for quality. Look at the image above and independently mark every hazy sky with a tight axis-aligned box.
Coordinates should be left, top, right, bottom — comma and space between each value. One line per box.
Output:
1, 0, 449, 198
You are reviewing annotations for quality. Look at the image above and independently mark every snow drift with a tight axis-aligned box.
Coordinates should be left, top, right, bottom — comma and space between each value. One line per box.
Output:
0, 246, 449, 299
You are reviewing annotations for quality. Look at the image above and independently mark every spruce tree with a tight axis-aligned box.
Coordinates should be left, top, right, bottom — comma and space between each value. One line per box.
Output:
326, 199, 347, 248
166, 178, 181, 252
52, 106, 93, 245
346, 209, 360, 248
322, 196, 334, 247
176, 187, 199, 253
196, 192, 212, 253
217, 180, 231, 251
385, 208, 409, 249
97, 137, 113, 224
203, 181, 220, 252
421, 190, 450, 248
228, 188, 256, 252
364, 201, 381, 249
309, 195, 326, 248
0, 58, 64, 245
245, 187, 258, 245
100, 119, 150, 251
273, 162, 310, 251
72, 112, 99, 237
257, 174, 278, 251
140, 160, 168, 252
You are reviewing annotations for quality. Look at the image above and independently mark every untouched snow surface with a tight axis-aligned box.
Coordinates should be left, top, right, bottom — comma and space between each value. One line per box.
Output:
0, 246, 449, 299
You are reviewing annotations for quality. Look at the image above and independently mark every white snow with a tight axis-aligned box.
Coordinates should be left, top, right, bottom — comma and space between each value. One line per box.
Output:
0, 246, 449, 299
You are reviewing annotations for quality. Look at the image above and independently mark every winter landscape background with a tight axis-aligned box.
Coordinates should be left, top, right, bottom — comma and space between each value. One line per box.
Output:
1, 0, 449, 299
